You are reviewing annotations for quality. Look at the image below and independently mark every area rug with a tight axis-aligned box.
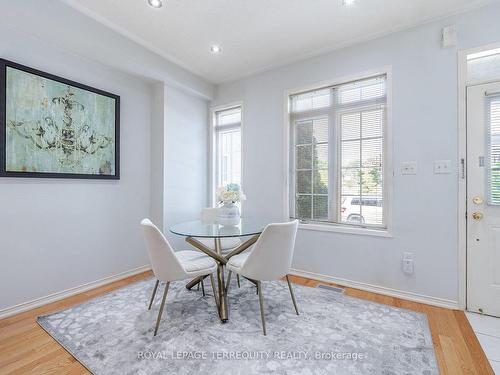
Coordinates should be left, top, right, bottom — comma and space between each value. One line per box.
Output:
37, 277, 439, 375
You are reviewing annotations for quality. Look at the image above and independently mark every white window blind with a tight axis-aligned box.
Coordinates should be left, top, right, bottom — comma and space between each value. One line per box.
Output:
487, 95, 500, 205
214, 107, 242, 191
295, 116, 329, 220
289, 75, 387, 228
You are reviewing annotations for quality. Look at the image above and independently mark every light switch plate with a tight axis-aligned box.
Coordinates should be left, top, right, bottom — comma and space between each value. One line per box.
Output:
401, 161, 417, 175
434, 160, 451, 174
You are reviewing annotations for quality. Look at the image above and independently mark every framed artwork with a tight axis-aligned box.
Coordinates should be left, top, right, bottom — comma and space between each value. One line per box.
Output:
0, 59, 120, 179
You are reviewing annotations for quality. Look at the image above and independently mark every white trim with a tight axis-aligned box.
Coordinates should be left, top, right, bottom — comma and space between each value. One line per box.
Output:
385, 69, 394, 233
283, 91, 291, 220
0, 265, 151, 320
458, 47, 468, 310
283, 67, 393, 234
457, 42, 500, 311
240, 103, 245, 217
290, 268, 460, 310
299, 222, 392, 237
208, 107, 216, 206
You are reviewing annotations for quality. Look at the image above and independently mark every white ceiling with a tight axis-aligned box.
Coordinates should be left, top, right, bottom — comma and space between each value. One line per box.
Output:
63, 0, 494, 84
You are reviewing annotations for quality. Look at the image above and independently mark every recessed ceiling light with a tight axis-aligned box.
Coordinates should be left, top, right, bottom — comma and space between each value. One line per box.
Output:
210, 45, 222, 54
147, 0, 163, 9
342, 0, 355, 6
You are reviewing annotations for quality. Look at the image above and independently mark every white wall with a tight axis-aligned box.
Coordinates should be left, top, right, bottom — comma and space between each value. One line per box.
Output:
149, 82, 209, 249
150, 83, 166, 231
0, 1, 211, 314
163, 86, 209, 249
212, 2, 500, 304
0, 26, 152, 311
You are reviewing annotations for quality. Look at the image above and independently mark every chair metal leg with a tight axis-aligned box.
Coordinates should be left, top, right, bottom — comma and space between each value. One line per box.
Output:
257, 281, 266, 335
286, 275, 299, 315
148, 279, 159, 310
154, 282, 170, 337
237, 274, 241, 288
210, 273, 219, 308
225, 270, 232, 293
201, 278, 205, 296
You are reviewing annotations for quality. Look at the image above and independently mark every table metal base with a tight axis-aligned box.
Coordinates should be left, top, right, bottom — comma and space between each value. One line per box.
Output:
185, 234, 259, 322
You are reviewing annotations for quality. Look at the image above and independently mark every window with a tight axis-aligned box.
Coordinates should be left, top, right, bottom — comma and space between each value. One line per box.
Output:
467, 48, 500, 83
289, 75, 387, 228
487, 94, 500, 205
213, 106, 242, 197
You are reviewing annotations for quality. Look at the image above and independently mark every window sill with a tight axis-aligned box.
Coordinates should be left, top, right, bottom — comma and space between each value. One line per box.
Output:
298, 222, 393, 238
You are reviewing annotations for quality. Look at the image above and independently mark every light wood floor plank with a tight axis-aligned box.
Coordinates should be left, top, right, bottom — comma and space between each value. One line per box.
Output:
0, 271, 493, 375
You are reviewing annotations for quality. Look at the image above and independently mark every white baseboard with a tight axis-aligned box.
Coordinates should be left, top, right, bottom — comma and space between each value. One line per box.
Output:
0, 265, 152, 320
290, 268, 460, 310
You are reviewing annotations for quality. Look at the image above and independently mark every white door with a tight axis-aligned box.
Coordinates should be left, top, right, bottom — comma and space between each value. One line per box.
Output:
467, 81, 500, 317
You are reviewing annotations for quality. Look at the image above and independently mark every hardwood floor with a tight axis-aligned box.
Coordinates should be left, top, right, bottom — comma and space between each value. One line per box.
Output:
0, 272, 494, 375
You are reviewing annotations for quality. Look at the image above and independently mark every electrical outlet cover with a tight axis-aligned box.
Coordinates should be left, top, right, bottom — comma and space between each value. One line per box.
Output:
401, 162, 417, 175
434, 160, 451, 174
402, 259, 414, 275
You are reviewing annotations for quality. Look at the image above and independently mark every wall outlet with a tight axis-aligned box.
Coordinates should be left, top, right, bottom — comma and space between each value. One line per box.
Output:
402, 252, 414, 275
434, 160, 451, 174
401, 161, 417, 175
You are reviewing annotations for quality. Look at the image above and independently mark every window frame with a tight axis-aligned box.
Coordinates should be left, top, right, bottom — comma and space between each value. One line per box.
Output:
284, 68, 393, 236
209, 102, 243, 208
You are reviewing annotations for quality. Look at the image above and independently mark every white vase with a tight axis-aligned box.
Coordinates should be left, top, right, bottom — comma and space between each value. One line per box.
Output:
218, 202, 240, 226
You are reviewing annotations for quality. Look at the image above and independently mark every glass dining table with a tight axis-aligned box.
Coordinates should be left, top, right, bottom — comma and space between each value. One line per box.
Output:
170, 218, 276, 322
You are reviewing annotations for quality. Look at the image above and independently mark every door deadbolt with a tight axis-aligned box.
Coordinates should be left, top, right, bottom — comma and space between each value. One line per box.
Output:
473, 196, 484, 205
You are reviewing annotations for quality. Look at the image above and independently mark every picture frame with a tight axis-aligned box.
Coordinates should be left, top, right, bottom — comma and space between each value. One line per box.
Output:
0, 59, 120, 179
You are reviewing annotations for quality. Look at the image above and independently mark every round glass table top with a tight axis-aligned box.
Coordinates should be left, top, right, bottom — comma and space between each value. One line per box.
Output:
170, 218, 280, 238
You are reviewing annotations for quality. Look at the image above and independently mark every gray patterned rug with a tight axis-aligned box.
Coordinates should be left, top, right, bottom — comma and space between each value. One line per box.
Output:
37, 277, 438, 375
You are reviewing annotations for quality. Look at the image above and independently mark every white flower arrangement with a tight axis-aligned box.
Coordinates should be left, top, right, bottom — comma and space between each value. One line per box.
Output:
217, 183, 246, 204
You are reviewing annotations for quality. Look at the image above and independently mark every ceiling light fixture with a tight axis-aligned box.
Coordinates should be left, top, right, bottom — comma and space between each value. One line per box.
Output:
342, 0, 355, 6
147, 0, 163, 9
210, 45, 222, 54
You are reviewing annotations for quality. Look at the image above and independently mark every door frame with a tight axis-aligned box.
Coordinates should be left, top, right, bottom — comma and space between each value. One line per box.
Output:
458, 42, 500, 310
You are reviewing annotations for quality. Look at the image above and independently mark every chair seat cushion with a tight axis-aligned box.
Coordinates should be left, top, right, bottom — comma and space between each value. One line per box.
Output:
196, 237, 241, 251
175, 251, 217, 273
227, 252, 250, 271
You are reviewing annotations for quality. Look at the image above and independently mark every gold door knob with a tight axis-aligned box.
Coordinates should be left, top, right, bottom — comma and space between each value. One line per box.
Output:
472, 212, 483, 220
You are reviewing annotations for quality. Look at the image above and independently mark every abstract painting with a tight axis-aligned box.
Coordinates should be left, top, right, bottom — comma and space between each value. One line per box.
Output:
0, 59, 120, 179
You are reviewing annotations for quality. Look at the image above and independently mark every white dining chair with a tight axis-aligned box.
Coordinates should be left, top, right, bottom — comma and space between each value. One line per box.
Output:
141, 219, 218, 336
226, 220, 299, 335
